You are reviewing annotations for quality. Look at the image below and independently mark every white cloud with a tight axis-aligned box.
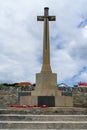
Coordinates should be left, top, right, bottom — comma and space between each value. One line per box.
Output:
82, 25, 87, 38
78, 71, 87, 81
51, 49, 79, 82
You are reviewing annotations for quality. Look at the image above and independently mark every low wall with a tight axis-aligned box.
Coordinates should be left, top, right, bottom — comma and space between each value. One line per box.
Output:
0, 90, 87, 108
73, 92, 87, 107
0, 92, 19, 106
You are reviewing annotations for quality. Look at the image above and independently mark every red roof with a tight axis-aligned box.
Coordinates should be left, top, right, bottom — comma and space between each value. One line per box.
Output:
18, 82, 32, 87
78, 82, 87, 86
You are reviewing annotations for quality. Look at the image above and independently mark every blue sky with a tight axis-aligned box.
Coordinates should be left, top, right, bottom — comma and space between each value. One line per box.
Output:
0, 0, 87, 86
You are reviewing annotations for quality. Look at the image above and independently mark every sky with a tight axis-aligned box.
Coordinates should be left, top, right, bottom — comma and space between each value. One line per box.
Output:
0, 0, 87, 86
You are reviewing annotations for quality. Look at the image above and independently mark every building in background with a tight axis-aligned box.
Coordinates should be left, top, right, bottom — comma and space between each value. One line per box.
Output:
18, 82, 32, 87
78, 82, 87, 87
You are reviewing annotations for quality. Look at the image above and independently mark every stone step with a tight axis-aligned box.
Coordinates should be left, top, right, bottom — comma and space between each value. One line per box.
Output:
0, 120, 87, 129
0, 114, 87, 121
0, 108, 87, 129
0, 115, 87, 129
0, 107, 87, 115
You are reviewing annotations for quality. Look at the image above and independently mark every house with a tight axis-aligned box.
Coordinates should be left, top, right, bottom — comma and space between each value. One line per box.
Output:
78, 82, 87, 87
18, 82, 32, 87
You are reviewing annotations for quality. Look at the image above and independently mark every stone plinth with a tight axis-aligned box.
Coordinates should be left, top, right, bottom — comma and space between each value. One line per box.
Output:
32, 72, 61, 97
32, 89, 61, 96
55, 96, 73, 107
20, 95, 73, 107
36, 72, 57, 89
20, 96, 38, 106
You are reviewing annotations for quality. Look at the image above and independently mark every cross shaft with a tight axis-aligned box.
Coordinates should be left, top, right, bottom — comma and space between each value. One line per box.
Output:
37, 7, 56, 73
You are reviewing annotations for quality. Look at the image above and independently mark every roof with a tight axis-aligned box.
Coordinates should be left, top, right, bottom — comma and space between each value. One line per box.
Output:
18, 82, 32, 87
57, 83, 69, 87
78, 82, 87, 86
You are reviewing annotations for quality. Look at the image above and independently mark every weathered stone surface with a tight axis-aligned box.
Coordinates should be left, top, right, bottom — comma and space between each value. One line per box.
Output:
0, 112, 87, 129
55, 96, 73, 107
36, 72, 57, 90
0, 92, 18, 106
1, 114, 87, 121
0, 107, 87, 114
0, 122, 87, 129
73, 92, 87, 107
20, 96, 38, 106
0, 90, 87, 108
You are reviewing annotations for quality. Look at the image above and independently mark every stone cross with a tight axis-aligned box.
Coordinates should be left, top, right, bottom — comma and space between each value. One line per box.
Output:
37, 7, 56, 73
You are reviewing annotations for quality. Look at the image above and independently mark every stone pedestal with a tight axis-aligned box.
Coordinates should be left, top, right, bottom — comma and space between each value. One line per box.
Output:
20, 72, 73, 107
32, 72, 61, 96
36, 72, 57, 89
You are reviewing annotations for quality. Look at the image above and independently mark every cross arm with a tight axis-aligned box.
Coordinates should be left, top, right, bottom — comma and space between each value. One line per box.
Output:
37, 16, 44, 21
48, 16, 56, 21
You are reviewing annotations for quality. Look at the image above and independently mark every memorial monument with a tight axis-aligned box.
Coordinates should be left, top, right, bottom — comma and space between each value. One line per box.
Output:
20, 7, 73, 107
32, 7, 59, 95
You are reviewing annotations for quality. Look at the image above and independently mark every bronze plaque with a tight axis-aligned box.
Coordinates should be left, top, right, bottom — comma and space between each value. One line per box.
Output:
38, 96, 55, 107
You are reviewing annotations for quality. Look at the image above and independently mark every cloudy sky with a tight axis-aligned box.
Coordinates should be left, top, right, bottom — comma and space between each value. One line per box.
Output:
0, 0, 87, 86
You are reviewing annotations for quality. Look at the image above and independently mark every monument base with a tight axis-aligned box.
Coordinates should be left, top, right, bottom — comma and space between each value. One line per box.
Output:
36, 72, 57, 89
20, 95, 73, 107
19, 72, 73, 107
32, 72, 61, 96
20, 72, 73, 107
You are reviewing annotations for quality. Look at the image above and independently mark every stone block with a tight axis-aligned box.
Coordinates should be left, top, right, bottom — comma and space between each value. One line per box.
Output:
31, 72, 61, 97
55, 96, 73, 107
65, 96, 73, 107
36, 72, 57, 89
32, 88, 61, 96
32, 89, 56, 96
20, 96, 37, 106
